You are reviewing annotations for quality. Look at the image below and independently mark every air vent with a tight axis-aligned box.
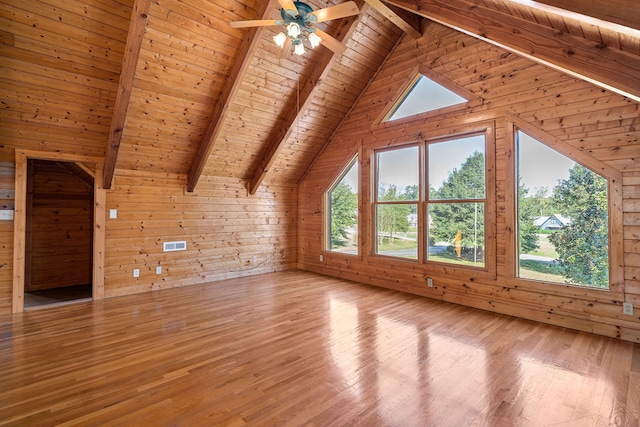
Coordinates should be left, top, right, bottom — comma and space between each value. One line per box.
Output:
163, 241, 187, 252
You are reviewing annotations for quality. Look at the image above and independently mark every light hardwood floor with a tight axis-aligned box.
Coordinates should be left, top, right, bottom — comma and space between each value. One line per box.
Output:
1, 270, 639, 426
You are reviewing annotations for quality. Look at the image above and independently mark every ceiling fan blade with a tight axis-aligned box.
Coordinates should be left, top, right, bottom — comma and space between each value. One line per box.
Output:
229, 19, 279, 29
311, 1, 359, 23
315, 28, 347, 55
278, 0, 298, 17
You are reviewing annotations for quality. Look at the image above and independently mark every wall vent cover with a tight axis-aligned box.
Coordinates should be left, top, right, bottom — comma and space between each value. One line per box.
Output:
163, 241, 187, 252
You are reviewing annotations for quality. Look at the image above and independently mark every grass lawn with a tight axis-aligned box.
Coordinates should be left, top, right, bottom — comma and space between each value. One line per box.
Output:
529, 233, 559, 258
518, 259, 565, 282
377, 239, 417, 252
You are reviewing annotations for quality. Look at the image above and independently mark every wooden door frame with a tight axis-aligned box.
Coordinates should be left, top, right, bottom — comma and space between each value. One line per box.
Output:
13, 149, 106, 313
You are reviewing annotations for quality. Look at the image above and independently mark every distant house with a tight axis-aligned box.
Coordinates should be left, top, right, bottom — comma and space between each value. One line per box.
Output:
534, 214, 571, 230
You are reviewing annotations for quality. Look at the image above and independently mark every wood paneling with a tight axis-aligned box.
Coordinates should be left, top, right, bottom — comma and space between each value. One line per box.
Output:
0, 160, 15, 314
104, 171, 297, 297
0, 271, 638, 425
298, 22, 640, 343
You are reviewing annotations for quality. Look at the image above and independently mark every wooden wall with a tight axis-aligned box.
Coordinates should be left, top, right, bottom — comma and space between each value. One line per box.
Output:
26, 160, 93, 291
0, 166, 297, 312
103, 172, 297, 298
0, 0, 299, 313
298, 22, 640, 342
0, 158, 14, 313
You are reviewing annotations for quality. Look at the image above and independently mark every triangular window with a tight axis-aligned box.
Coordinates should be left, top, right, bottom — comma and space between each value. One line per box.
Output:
386, 74, 468, 122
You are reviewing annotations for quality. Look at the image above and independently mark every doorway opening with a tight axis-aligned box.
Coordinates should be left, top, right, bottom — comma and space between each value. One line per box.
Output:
23, 160, 94, 309
13, 150, 105, 313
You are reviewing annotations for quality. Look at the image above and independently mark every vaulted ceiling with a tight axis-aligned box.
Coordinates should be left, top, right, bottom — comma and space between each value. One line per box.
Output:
2, 0, 639, 194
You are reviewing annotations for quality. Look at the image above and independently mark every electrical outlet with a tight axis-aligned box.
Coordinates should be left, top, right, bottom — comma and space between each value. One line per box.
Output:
427, 277, 433, 287
133, 268, 139, 278
253, 255, 257, 263
156, 266, 162, 275
109, 209, 117, 219
320, 255, 323, 262
623, 302, 634, 316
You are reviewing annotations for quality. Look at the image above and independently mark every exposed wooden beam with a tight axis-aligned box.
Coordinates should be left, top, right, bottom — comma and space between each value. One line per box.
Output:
526, 0, 640, 31
386, 0, 640, 102
364, 0, 422, 38
186, 1, 279, 193
248, 1, 370, 195
102, 0, 150, 189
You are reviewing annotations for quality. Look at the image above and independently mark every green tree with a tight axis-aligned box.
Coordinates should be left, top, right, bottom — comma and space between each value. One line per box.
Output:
330, 182, 357, 248
518, 183, 540, 254
403, 184, 419, 215
530, 187, 554, 216
548, 164, 608, 287
377, 185, 411, 245
429, 152, 485, 257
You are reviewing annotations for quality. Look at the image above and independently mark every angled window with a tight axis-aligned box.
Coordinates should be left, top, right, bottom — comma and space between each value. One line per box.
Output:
386, 74, 468, 122
516, 130, 609, 288
427, 134, 486, 268
326, 157, 358, 254
374, 145, 419, 259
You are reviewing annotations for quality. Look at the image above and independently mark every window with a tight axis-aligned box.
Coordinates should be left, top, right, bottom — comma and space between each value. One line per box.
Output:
374, 146, 419, 259
385, 74, 468, 122
326, 157, 358, 254
372, 133, 488, 268
516, 130, 609, 288
427, 135, 486, 267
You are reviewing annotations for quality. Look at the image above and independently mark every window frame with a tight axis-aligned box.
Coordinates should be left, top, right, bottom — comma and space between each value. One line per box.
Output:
377, 64, 483, 126
373, 143, 422, 260
425, 131, 489, 269
370, 123, 496, 276
505, 115, 624, 299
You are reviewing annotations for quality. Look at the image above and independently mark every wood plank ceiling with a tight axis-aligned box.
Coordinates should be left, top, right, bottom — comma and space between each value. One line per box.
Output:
104, 0, 406, 193
2, 0, 638, 193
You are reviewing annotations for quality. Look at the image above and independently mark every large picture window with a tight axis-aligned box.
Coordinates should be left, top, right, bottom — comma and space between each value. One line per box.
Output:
326, 157, 358, 254
516, 130, 609, 288
372, 133, 487, 268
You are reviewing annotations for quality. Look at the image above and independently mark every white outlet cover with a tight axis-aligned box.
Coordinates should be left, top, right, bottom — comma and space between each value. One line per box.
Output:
109, 209, 117, 219
133, 268, 139, 278
156, 266, 162, 275
623, 302, 634, 316
0, 210, 14, 220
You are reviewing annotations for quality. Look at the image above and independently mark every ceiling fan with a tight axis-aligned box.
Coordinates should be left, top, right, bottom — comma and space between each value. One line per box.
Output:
229, 1, 359, 56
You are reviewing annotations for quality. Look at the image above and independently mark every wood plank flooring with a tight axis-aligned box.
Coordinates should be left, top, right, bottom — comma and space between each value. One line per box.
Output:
1, 270, 639, 426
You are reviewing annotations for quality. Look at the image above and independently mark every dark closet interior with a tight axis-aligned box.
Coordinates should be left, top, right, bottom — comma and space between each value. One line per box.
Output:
24, 160, 94, 308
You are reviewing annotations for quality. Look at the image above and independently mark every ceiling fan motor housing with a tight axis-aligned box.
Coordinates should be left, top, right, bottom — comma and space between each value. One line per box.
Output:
281, 1, 317, 32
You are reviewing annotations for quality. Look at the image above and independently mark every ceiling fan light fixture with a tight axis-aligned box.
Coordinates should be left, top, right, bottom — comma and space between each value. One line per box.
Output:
274, 32, 287, 47
286, 22, 301, 38
293, 41, 306, 55
228, 1, 357, 56
308, 31, 321, 48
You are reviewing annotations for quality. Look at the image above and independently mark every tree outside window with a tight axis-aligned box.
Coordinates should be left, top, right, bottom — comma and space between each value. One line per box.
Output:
327, 157, 358, 254
375, 146, 419, 259
372, 134, 487, 267
427, 136, 486, 267
516, 130, 609, 288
